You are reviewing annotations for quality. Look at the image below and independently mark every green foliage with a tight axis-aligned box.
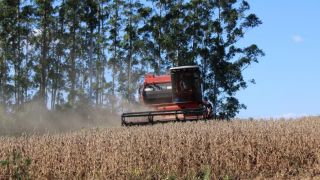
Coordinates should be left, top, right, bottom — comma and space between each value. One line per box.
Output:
0, 160, 9, 166
165, 174, 177, 180
200, 0, 265, 119
223, 175, 235, 180
202, 166, 211, 180
0, 149, 32, 180
0, 0, 263, 118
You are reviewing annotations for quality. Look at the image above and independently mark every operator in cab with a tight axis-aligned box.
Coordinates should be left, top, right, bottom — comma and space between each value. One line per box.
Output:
203, 97, 213, 119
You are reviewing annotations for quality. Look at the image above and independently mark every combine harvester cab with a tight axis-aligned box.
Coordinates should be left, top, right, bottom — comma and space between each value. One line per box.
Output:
121, 66, 207, 126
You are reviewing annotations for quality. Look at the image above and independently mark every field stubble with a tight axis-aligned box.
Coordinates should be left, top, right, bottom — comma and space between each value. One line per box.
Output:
1, 117, 320, 179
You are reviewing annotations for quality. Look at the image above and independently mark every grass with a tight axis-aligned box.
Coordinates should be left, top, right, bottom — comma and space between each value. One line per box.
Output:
0, 148, 32, 179
1, 117, 320, 179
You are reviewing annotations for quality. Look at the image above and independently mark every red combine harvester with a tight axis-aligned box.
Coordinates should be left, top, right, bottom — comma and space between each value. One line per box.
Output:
121, 65, 208, 126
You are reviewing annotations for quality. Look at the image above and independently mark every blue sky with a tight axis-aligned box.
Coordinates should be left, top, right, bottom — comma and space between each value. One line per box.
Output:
237, 1, 320, 118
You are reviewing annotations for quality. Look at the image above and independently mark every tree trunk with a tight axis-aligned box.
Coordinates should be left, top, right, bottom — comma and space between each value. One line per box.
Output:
89, 29, 94, 103
96, 24, 101, 106
127, 0, 132, 101
70, 10, 77, 106
111, 1, 119, 113
0, 58, 7, 107
40, 7, 48, 107
212, 74, 218, 119
157, 2, 162, 75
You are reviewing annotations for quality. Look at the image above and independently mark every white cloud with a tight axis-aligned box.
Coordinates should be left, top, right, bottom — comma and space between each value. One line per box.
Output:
292, 35, 304, 43
280, 113, 298, 119
278, 113, 309, 119
240, 113, 310, 120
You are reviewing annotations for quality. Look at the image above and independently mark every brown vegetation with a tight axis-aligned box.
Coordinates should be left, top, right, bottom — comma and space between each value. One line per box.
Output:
1, 117, 320, 179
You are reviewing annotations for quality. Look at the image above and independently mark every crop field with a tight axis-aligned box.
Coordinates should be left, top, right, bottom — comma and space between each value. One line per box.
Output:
1, 117, 320, 179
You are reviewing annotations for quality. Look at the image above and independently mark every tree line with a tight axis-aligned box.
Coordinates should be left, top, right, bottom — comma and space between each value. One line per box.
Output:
0, 0, 264, 119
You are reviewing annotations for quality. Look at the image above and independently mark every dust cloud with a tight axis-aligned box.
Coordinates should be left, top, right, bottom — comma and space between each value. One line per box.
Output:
0, 101, 122, 136
0, 99, 157, 136
118, 98, 155, 113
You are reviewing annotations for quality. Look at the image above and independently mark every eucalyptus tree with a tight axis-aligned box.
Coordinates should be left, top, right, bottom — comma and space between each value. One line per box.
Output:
107, 0, 125, 112
47, 0, 68, 109
0, 0, 34, 109
143, 0, 195, 71
140, 0, 169, 74
204, 0, 264, 119
81, 0, 99, 104
0, 0, 16, 108
19, 3, 34, 106
33, 0, 56, 107
183, 0, 213, 94
119, 0, 145, 102
94, 0, 110, 106
62, 0, 84, 106
161, 0, 190, 67
0, 0, 11, 107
